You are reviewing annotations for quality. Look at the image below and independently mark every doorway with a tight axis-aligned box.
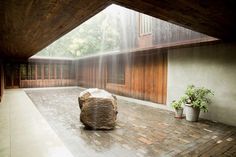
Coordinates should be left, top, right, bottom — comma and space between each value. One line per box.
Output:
5, 63, 20, 89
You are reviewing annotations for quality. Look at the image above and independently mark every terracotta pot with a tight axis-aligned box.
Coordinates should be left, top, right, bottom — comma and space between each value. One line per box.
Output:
174, 108, 183, 118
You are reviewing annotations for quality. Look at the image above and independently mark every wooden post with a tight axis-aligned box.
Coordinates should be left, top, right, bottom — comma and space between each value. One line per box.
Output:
42, 64, 44, 80
54, 63, 56, 80
60, 64, 63, 80
48, 64, 50, 80
35, 64, 38, 80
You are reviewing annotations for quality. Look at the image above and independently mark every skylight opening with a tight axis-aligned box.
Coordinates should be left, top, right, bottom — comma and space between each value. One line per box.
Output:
32, 4, 215, 59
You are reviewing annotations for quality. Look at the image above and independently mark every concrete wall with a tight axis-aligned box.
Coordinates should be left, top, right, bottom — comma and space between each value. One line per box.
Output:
167, 42, 236, 126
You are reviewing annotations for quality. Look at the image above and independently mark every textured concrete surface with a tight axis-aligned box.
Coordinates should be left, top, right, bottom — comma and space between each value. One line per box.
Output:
26, 87, 236, 157
0, 89, 74, 157
167, 42, 236, 126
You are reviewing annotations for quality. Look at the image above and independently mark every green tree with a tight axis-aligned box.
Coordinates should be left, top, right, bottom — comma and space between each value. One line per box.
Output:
36, 5, 125, 58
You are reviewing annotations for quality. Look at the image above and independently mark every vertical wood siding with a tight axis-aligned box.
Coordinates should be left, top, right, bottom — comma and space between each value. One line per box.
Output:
77, 49, 167, 104
3, 49, 167, 104
19, 59, 77, 88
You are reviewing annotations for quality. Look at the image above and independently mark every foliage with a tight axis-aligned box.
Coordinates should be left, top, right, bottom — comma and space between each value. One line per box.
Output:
35, 5, 133, 58
181, 85, 214, 112
171, 100, 183, 110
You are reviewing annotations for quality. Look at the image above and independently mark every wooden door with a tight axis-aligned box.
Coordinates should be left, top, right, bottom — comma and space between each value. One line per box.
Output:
5, 64, 20, 89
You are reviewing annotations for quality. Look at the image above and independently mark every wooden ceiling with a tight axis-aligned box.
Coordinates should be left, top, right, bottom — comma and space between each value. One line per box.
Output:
0, 0, 235, 59
0, 0, 111, 59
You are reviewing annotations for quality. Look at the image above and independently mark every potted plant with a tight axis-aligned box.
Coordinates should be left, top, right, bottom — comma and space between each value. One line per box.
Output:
171, 100, 184, 118
181, 85, 213, 122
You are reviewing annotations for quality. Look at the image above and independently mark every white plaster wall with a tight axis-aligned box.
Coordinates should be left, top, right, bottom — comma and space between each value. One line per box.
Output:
167, 42, 236, 126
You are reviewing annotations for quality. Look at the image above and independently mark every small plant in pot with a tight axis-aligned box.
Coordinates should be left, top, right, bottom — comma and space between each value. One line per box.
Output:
181, 85, 214, 122
171, 100, 184, 119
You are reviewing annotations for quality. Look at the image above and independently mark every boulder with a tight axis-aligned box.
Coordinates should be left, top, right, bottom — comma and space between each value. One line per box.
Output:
78, 88, 118, 130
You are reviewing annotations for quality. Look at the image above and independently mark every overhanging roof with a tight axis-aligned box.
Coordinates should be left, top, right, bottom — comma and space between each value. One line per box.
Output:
0, 0, 235, 59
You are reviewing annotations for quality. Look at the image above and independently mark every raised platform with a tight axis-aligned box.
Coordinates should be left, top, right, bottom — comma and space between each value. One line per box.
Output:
0, 89, 73, 157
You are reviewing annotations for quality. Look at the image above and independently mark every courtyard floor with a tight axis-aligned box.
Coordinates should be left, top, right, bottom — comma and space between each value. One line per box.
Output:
25, 87, 236, 157
0, 88, 235, 157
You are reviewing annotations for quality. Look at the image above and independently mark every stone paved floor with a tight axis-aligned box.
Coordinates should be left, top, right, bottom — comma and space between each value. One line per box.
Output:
26, 88, 236, 157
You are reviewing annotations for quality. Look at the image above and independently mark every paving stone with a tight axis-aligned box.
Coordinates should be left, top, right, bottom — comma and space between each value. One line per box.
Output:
138, 137, 153, 145
25, 88, 236, 157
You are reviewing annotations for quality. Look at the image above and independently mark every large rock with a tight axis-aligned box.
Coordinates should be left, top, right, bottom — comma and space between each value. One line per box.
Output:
78, 88, 118, 130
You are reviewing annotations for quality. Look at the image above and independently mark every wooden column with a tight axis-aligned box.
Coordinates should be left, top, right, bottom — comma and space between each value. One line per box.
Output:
48, 64, 51, 80
54, 63, 56, 80
35, 64, 38, 80
42, 64, 44, 80
60, 64, 63, 80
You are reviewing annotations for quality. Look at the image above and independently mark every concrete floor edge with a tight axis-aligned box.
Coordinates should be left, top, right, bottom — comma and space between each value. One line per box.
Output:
0, 89, 74, 157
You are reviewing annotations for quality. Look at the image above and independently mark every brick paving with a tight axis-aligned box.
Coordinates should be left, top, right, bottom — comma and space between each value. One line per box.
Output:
26, 88, 236, 157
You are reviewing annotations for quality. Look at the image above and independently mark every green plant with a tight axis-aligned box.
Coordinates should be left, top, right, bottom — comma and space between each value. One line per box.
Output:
171, 100, 183, 110
181, 85, 214, 112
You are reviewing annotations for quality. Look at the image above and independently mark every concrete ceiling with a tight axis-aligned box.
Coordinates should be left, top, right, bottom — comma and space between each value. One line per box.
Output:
0, 0, 235, 59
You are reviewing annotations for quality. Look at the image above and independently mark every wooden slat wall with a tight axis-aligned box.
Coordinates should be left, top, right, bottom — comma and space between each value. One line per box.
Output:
77, 49, 167, 104
128, 50, 167, 103
20, 79, 77, 88
2, 49, 167, 104
19, 59, 77, 88
77, 57, 106, 89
